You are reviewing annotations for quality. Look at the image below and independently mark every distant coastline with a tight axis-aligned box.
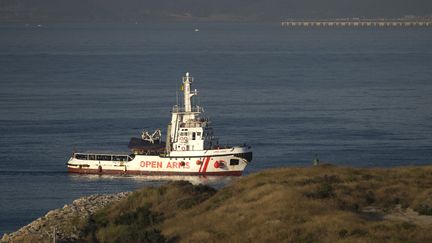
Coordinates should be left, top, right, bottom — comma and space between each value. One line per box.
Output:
3, 165, 432, 242
0, 0, 431, 23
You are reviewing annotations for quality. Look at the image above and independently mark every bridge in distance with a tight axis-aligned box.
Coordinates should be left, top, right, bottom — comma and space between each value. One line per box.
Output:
281, 18, 432, 27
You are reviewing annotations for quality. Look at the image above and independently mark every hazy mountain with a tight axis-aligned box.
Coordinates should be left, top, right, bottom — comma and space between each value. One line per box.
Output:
1, 0, 431, 22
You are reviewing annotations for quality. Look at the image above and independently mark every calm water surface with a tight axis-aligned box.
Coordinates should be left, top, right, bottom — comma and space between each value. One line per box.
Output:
0, 22, 431, 234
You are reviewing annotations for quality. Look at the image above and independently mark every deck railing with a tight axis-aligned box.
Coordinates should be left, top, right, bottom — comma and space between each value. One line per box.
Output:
172, 105, 204, 113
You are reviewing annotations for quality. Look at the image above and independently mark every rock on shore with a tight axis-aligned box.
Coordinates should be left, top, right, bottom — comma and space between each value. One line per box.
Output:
1, 192, 131, 243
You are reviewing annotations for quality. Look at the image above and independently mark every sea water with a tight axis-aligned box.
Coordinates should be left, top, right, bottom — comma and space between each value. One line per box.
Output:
0, 22, 431, 234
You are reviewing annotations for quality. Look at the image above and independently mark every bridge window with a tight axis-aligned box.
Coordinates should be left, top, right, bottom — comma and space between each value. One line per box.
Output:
230, 159, 239, 165
89, 155, 95, 160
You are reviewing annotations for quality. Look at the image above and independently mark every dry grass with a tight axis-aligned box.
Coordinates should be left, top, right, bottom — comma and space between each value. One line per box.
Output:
31, 165, 432, 243
160, 165, 432, 242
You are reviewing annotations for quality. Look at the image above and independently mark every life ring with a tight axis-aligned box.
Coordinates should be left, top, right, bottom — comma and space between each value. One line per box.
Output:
214, 161, 225, 168
180, 161, 186, 167
196, 160, 202, 165
181, 146, 186, 151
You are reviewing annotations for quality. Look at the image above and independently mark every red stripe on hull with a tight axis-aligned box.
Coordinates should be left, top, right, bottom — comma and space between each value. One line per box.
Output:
198, 157, 204, 173
67, 167, 243, 176
202, 156, 210, 174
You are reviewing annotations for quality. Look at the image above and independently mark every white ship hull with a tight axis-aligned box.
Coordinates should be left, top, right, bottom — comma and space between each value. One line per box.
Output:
67, 146, 252, 176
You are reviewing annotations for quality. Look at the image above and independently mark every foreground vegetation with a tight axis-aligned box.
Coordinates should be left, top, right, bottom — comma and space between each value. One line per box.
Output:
82, 165, 432, 243
10, 165, 432, 242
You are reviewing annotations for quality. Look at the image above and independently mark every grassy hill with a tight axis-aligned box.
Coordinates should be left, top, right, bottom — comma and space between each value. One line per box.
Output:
10, 165, 432, 242
83, 165, 432, 242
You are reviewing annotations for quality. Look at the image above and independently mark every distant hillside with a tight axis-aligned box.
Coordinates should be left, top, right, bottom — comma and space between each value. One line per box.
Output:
4, 165, 432, 242
1, 0, 431, 22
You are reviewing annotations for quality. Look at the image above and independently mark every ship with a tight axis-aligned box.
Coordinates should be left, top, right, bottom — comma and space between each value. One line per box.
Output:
67, 72, 252, 176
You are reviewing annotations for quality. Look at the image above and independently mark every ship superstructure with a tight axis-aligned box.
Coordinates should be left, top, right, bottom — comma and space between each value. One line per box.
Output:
167, 72, 218, 153
67, 73, 252, 176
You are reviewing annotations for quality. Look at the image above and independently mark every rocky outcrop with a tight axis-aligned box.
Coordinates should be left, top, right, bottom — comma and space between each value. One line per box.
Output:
1, 192, 131, 243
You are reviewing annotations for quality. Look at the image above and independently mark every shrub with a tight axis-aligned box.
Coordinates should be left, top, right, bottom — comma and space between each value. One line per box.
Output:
114, 203, 158, 226
84, 202, 165, 243
415, 204, 432, 216
350, 228, 368, 237
305, 183, 334, 199
365, 190, 375, 204
338, 229, 349, 238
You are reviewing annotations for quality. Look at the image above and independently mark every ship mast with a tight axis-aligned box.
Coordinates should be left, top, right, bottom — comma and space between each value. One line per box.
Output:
182, 72, 197, 113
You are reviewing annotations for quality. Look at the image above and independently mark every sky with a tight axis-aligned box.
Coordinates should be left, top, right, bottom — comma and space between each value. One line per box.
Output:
0, 0, 431, 21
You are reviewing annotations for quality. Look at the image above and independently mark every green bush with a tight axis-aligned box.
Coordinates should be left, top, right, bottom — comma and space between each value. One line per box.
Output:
86, 203, 165, 243
114, 204, 158, 226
